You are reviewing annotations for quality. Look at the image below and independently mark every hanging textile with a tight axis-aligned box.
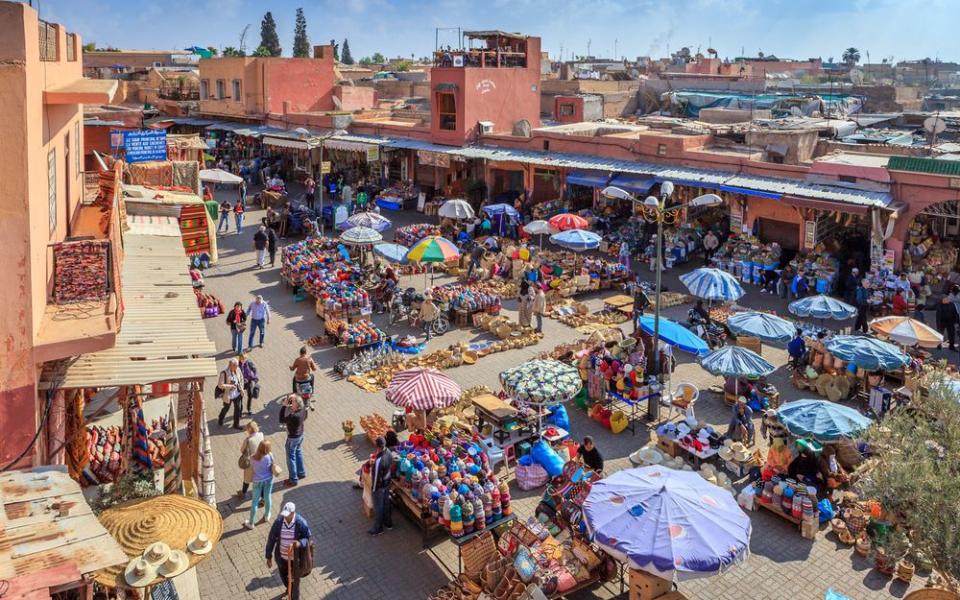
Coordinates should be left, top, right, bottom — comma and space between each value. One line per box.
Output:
199, 410, 216, 505
163, 400, 183, 495
129, 391, 152, 473
65, 390, 89, 480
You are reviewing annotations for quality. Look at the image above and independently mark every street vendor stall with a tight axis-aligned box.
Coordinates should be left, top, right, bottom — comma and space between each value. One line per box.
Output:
396, 223, 442, 248
376, 181, 419, 210
679, 267, 746, 303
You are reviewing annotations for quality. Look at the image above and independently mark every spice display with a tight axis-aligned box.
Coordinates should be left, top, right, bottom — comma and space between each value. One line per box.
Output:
53, 240, 110, 304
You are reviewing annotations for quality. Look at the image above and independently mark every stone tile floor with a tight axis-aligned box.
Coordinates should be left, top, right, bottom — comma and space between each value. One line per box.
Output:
195, 195, 935, 600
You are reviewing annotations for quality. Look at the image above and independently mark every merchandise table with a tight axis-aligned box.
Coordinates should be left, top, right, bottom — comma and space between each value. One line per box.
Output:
604, 390, 661, 435
450, 514, 517, 575
389, 483, 445, 547
757, 500, 819, 539
674, 440, 720, 469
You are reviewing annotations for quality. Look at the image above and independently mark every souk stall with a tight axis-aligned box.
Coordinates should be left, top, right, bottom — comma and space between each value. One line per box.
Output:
396, 223, 442, 248
483, 203, 522, 237
344, 210, 392, 232
700, 344, 778, 411
279, 237, 373, 322
376, 181, 419, 211
711, 234, 784, 287
726, 310, 796, 345
679, 267, 746, 304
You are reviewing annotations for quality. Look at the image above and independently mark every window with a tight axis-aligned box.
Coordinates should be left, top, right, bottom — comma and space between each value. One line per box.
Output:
47, 149, 57, 233
216, 79, 225, 99
839, 175, 858, 184
558, 103, 575, 117
74, 122, 80, 175
657, 143, 668, 157
437, 92, 457, 131
232, 79, 242, 101
200, 79, 209, 100
66, 33, 76, 62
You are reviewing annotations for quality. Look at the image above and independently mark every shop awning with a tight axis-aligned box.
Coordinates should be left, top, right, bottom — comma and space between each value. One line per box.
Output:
566, 171, 610, 188
324, 138, 377, 152
781, 195, 870, 216
717, 184, 782, 200
609, 174, 656, 195
262, 135, 320, 150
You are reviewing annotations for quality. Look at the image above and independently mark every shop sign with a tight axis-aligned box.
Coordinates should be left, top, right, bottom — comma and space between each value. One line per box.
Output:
418, 150, 451, 168
121, 129, 168, 163
804, 220, 817, 248
320, 161, 332, 174
882, 249, 896, 271
729, 212, 743, 234
365, 146, 380, 163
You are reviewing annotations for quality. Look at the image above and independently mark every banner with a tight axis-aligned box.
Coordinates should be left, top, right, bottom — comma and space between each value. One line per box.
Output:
418, 150, 451, 168
121, 129, 168, 163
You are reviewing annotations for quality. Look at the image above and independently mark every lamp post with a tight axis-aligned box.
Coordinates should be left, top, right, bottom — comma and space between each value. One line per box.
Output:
602, 183, 722, 420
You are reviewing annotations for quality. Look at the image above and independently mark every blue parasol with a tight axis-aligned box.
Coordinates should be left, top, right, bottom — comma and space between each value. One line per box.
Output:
373, 242, 409, 264
726, 311, 795, 344
549, 228, 602, 252
788, 295, 856, 320
638, 315, 710, 356
481, 203, 520, 221
700, 345, 775, 378
825, 335, 910, 371
778, 399, 873, 441
584, 466, 751, 579
679, 268, 745, 302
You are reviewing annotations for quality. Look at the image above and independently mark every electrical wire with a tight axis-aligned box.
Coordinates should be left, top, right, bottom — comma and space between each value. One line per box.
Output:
0, 390, 54, 472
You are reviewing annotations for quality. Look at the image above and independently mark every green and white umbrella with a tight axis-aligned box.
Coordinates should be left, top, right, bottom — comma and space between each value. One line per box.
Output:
500, 359, 582, 407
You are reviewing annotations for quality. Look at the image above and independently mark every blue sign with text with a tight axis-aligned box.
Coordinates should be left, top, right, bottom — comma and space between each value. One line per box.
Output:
122, 129, 168, 163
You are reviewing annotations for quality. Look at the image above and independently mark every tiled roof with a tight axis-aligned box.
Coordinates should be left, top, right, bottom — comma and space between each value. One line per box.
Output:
888, 156, 960, 176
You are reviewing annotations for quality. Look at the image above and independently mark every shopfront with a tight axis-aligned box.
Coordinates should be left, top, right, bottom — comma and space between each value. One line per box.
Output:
262, 134, 321, 182
323, 138, 382, 187
903, 199, 960, 277
564, 171, 609, 213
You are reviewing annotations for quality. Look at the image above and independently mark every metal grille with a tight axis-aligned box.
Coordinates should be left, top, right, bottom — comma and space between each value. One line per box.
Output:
66, 33, 76, 61
921, 200, 960, 219
39, 20, 57, 61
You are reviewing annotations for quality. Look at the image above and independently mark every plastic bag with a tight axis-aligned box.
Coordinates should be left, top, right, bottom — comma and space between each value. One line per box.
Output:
545, 405, 570, 432
531, 440, 565, 477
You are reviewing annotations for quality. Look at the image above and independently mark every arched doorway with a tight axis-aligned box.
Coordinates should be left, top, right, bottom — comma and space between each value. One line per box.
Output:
902, 199, 960, 276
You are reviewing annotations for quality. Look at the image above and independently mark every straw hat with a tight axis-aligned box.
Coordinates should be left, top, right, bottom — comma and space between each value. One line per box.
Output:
463, 351, 478, 365
631, 447, 664, 466
718, 445, 735, 462
158, 550, 189, 578
732, 442, 752, 462
188, 533, 214, 555
124, 558, 158, 588
143, 542, 171, 566
95, 495, 222, 588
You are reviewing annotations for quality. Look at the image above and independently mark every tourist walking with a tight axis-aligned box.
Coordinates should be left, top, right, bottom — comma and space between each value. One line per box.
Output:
237, 421, 264, 497
226, 302, 247, 355
216, 358, 245, 430
267, 226, 279, 267
238, 352, 259, 414
266, 503, 312, 600
290, 346, 317, 411
533, 286, 547, 333
702, 230, 719, 265
304, 176, 316, 210
419, 292, 440, 341
367, 436, 395, 536
247, 295, 271, 349
238, 180, 247, 208
234, 200, 245, 234
254, 226, 269, 269
517, 280, 534, 328
217, 200, 232, 234
244, 439, 278, 529
279, 394, 308, 487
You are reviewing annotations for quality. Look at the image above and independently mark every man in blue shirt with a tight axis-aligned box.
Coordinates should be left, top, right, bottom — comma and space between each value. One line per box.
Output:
247, 295, 271, 349
787, 329, 806, 370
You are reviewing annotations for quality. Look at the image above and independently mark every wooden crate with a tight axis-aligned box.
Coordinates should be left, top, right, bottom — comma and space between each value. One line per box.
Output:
656, 437, 679, 458
734, 335, 762, 355
629, 569, 672, 600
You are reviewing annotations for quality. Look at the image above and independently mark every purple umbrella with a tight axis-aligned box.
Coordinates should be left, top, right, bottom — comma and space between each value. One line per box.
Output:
583, 466, 751, 580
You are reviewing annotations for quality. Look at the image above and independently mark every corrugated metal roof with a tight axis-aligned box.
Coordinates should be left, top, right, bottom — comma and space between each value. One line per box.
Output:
888, 155, 960, 176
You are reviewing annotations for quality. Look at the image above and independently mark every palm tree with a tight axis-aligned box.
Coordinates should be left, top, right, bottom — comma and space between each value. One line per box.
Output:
842, 47, 860, 66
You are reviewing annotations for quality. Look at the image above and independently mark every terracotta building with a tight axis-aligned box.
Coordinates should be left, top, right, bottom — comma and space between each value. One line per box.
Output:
0, 1, 120, 468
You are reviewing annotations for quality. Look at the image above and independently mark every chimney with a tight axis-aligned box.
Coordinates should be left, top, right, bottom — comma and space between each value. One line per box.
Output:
313, 45, 334, 60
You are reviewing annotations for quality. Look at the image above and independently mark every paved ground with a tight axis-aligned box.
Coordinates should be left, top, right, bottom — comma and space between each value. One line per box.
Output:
195, 189, 935, 600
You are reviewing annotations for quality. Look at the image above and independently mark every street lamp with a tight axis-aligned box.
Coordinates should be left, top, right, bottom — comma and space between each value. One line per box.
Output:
602, 182, 722, 420
298, 128, 347, 237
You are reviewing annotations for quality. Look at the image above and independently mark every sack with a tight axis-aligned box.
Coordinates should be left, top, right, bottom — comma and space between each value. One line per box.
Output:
515, 463, 549, 491
214, 384, 224, 399
238, 454, 251, 470
296, 540, 315, 577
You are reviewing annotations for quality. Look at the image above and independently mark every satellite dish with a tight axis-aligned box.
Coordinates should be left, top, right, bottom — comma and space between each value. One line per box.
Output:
849, 69, 864, 85
789, 106, 802, 117
512, 119, 532, 138
924, 117, 947, 135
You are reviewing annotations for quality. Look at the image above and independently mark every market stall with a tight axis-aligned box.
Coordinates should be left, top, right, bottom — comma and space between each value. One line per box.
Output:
701, 344, 777, 410
376, 181, 419, 211
396, 223, 442, 248
679, 267, 746, 304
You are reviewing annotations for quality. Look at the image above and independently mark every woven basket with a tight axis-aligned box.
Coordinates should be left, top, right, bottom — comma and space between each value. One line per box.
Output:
904, 590, 960, 600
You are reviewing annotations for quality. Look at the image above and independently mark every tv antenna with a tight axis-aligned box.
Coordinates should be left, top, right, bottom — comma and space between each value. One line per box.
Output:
924, 112, 947, 154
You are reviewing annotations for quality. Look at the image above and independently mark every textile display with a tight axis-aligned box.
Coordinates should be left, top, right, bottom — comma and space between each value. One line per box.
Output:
65, 391, 89, 481
85, 416, 168, 485
172, 160, 200, 190
53, 240, 110, 304
163, 401, 182, 495
126, 161, 174, 187
200, 409, 216, 505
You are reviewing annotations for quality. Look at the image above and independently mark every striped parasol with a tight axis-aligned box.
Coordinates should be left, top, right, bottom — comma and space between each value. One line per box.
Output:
788, 294, 856, 320
340, 225, 383, 245
869, 315, 943, 348
199, 410, 215, 505
700, 345, 775, 378
386, 367, 462, 411
406, 235, 460, 263
680, 268, 746, 302
726, 311, 795, 344
163, 401, 182, 495
548, 213, 589, 231
345, 211, 392, 232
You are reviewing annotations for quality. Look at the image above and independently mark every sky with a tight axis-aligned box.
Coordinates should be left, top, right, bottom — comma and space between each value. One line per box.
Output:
39, 0, 959, 64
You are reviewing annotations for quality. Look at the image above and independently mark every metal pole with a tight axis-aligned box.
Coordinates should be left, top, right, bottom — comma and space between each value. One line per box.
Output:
319, 142, 325, 237
649, 210, 663, 421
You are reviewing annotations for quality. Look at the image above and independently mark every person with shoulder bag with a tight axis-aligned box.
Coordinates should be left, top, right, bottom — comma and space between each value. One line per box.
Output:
238, 352, 260, 415
265, 502, 312, 600
244, 439, 281, 529
217, 358, 245, 430
236, 421, 264, 498
226, 302, 247, 355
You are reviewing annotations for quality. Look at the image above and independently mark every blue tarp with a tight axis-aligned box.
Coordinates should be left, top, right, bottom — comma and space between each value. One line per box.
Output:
566, 171, 610, 188
609, 175, 656, 195
718, 185, 782, 200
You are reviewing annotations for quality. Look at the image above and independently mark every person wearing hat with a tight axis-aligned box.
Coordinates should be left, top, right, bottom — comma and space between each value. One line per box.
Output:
725, 397, 754, 445
266, 502, 312, 600
419, 292, 440, 341
760, 409, 789, 444
368, 436, 395, 536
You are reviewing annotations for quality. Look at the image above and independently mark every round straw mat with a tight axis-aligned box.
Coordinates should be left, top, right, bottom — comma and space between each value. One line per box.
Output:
95, 495, 223, 588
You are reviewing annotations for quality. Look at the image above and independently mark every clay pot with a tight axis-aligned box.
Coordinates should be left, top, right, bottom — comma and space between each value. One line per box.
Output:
895, 559, 915, 583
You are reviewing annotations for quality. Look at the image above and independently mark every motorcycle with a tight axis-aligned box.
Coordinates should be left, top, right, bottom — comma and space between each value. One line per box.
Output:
294, 378, 315, 411
687, 309, 727, 349
387, 288, 450, 336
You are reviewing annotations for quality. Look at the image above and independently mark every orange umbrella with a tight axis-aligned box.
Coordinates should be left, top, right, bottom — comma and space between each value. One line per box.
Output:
869, 316, 943, 348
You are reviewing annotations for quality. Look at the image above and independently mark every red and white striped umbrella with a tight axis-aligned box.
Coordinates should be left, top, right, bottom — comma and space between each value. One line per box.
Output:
386, 367, 462, 411
548, 213, 589, 231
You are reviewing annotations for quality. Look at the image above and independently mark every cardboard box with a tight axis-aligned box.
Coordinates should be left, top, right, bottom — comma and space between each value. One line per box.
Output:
657, 437, 679, 458
629, 569, 672, 600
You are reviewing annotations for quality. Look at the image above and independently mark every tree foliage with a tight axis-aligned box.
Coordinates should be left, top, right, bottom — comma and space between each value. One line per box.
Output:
82, 42, 96, 52
842, 47, 861, 65
259, 11, 282, 57
860, 372, 960, 580
330, 39, 339, 61
206, 46, 218, 56
292, 8, 309, 58
341, 38, 354, 65
371, 52, 386, 64
252, 45, 272, 57
223, 47, 246, 57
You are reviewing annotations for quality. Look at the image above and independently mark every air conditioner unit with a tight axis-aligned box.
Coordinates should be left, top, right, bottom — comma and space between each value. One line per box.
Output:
453, 55, 464, 67
478, 121, 494, 134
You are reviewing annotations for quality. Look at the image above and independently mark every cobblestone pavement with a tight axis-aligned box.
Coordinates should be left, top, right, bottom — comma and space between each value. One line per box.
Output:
196, 193, 930, 600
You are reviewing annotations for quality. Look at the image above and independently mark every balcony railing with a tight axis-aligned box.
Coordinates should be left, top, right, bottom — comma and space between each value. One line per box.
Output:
433, 49, 526, 69
39, 20, 58, 62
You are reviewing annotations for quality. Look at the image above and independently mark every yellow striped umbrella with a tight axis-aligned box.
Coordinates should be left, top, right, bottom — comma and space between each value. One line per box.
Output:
869, 316, 943, 348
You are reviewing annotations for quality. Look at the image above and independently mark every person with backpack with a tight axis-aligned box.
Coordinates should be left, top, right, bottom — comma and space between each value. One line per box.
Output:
265, 502, 312, 600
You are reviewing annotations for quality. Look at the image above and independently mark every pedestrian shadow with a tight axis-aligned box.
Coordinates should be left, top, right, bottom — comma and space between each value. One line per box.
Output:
244, 575, 278, 594
745, 509, 815, 563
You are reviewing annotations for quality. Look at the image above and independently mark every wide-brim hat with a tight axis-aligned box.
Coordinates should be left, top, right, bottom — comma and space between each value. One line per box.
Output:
158, 550, 189, 578
718, 446, 735, 462
631, 447, 664, 466
124, 558, 158, 588
187, 532, 214, 555
731, 442, 752, 462
143, 542, 171, 566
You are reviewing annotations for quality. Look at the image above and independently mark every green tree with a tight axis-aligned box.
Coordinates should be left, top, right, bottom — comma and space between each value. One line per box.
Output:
82, 42, 96, 53
259, 12, 282, 57
842, 47, 860, 66
292, 8, 309, 58
330, 39, 339, 61
359, 56, 373, 66
861, 374, 960, 579
206, 46, 218, 56
341, 38, 354, 65
394, 59, 411, 72
252, 45, 272, 57
371, 52, 386, 64
223, 47, 246, 57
